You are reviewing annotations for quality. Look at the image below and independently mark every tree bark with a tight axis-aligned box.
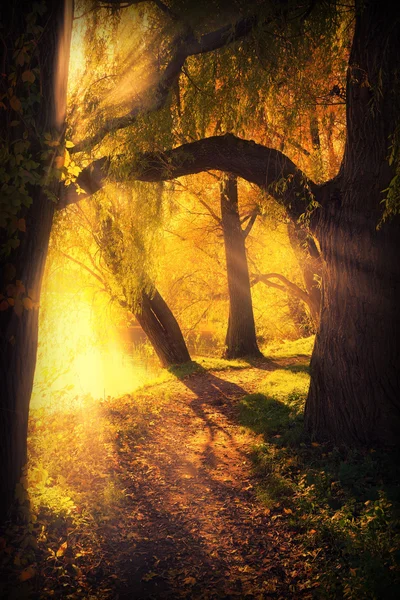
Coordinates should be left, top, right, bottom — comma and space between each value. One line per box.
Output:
135, 289, 191, 367
304, 0, 400, 445
0, 1, 72, 522
220, 175, 261, 358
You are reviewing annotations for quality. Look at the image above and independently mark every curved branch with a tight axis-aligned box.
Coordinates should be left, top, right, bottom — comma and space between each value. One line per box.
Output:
62, 134, 320, 224
252, 272, 311, 306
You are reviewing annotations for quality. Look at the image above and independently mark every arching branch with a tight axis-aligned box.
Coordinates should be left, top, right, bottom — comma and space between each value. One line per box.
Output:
63, 134, 320, 226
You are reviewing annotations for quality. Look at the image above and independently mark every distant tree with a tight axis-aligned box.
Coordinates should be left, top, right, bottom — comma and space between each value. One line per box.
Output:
220, 174, 261, 358
98, 213, 191, 367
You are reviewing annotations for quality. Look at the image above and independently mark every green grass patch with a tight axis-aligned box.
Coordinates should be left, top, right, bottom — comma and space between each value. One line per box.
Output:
263, 335, 315, 360
239, 361, 400, 599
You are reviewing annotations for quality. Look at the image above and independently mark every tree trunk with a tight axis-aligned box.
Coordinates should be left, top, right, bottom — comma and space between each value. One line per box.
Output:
304, 0, 400, 445
135, 289, 191, 367
220, 175, 261, 358
99, 215, 191, 368
0, 1, 72, 522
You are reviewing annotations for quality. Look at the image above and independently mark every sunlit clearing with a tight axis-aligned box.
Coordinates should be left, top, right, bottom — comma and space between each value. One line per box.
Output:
31, 280, 160, 413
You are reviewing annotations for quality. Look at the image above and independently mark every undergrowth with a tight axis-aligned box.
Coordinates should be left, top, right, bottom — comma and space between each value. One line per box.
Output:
239, 344, 400, 600
0, 389, 168, 599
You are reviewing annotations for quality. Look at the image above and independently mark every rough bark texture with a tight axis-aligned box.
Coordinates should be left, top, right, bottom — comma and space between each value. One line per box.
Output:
220, 175, 261, 358
135, 290, 191, 367
0, 1, 71, 522
304, 0, 400, 445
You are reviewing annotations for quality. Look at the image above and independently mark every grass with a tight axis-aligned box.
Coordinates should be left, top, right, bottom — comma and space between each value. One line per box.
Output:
263, 335, 315, 360
238, 343, 400, 599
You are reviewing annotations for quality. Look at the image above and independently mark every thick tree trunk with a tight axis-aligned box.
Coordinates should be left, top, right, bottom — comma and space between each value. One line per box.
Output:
220, 175, 261, 358
305, 0, 400, 445
0, 1, 72, 521
135, 289, 191, 367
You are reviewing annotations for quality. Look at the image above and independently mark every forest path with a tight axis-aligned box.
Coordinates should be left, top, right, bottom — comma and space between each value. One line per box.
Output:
100, 358, 309, 599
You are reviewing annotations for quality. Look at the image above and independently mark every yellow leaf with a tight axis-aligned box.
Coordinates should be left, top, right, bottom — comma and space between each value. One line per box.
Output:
65, 140, 75, 148
350, 568, 357, 577
22, 297, 33, 310
64, 149, 70, 168
183, 577, 196, 586
56, 541, 68, 557
54, 155, 64, 169
22, 70, 35, 83
309, 529, 317, 535
311, 442, 320, 447
19, 566, 36, 581
16, 51, 26, 67
10, 96, 22, 112
283, 508, 293, 514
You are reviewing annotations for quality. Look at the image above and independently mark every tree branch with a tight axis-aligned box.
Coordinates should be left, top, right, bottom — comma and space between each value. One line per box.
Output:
71, 15, 259, 153
242, 208, 258, 238
252, 272, 311, 306
60, 251, 108, 288
62, 134, 319, 225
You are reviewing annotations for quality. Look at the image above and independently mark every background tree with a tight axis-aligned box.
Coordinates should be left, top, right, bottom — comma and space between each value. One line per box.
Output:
220, 174, 261, 358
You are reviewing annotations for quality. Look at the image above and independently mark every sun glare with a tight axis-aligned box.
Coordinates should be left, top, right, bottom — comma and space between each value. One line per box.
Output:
31, 287, 159, 412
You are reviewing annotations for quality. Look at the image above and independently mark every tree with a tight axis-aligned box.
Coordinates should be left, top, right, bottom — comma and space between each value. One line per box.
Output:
98, 212, 191, 366
70, 0, 400, 445
166, 172, 263, 357
0, 1, 73, 521
220, 174, 261, 358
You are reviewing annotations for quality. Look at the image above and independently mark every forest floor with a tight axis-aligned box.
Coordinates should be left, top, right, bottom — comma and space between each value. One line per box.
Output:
1, 338, 400, 599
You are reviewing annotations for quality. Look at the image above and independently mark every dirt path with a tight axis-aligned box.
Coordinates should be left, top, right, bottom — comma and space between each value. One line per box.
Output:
92, 362, 310, 599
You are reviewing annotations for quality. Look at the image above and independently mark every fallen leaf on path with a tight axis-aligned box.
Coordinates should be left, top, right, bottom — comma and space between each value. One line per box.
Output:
142, 571, 158, 581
